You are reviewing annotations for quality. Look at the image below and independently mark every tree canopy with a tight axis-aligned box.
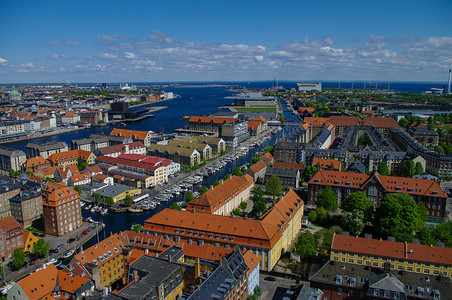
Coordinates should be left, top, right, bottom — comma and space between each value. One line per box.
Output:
124, 195, 133, 206
32, 239, 50, 257
377, 161, 390, 175
414, 162, 424, 175
374, 193, 419, 241
317, 186, 337, 212
341, 211, 365, 236
12, 248, 25, 269
265, 175, 282, 201
342, 191, 373, 220
185, 192, 195, 203
199, 186, 208, 195
252, 186, 267, 215
294, 231, 316, 261
400, 160, 415, 177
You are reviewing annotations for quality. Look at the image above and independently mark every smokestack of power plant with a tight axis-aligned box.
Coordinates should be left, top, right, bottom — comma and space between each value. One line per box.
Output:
448, 68, 451, 95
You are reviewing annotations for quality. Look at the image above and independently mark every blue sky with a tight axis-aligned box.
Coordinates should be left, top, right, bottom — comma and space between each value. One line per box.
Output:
1, 0, 451, 83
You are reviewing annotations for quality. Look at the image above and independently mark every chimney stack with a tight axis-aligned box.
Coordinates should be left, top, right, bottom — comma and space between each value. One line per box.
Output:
133, 270, 138, 282
168, 255, 172, 264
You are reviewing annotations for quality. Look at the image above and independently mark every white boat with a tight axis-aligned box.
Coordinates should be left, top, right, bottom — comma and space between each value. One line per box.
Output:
62, 249, 75, 259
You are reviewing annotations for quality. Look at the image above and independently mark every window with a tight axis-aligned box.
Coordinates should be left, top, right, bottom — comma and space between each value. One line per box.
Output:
374, 289, 380, 296
337, 288, 342, 295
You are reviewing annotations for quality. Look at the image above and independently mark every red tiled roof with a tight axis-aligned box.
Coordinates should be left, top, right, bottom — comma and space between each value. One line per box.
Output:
187, 175, 254, 213
249, 160, 267, 173
313, 158, 340, 170
0, 216, 21, 232
189, 116, 239, 124
97, 142, 145, 155
362, 116, 400, 128
110, 128, 150, 141
242, 251, 260, 275
332, 234, 452, 265
327, 116, 360, 127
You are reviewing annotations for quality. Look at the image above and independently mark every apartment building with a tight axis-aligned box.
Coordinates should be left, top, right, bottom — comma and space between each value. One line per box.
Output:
25, 156, 52, 173
186, 174, 254, 215
144, 189, 304, 271
149, 145, 201, 167
0, 216, 23, 261
48, 149, 96, 167
74, 234, 126, 288
184, 136, 226, 154
0, 176, 20, 219
110, 128, 153, 147
42, 182, 82, 236
26, 141, 68, 159
168, 140, 213, 161
93, 141, 146, 158
0, 147, 26, 172
95, 154, 170, 187
71, 136, 109, 152
9, 181, 43, 227
330, 234, 452, 278
307, 169, 448, 219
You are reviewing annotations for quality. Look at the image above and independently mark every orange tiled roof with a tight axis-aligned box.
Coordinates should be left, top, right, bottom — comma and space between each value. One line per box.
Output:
16, 264, 90, 300
313, 158, 340, 170
110, 128, 150, 141
272, 162, 305, 170
303, 117, 329, 126
249, 160, 267, 174
262, 189, 304, 230
25, 156, 50, 169
187, 175, 254, 213
70, 173, 91, 183
48, 149, 93, 165
42, 182, 80, 207
297, 107, 315, 113
143, 209, 282, 249
332, 234, 452, 265
362, 116, 400, 128
74, 234, 124, 267
242, 251, 260, 275
93, 174, 109, 181
255, 116, 267, 122
248, 120, 262, 130
0, 216, 21, 232
308, 170, 448, 198
327, 115, 360, 127
189, 116, 239, 124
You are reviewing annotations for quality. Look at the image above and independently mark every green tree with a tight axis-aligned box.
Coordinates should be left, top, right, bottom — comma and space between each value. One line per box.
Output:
106, 197, 114, 206
417, 225, 436, 246
170, 202, 180, 210
414, 162, 424, 175
25, 170, 33, 175
213, 180, 220, 187
433, 221, 452, 247
398, 118, 409, 126
74, 186, 82, 195
12, 248, 25, 269
252, 187, 267, 215
199, 186, 208, 195
124, 195, 133, 206
234, 208, 242, 216
185, 192, 195, 203
265, 175, 282, 202
9, 169, 19, 178
377, 160, 390, 175
316, 207, 328, 222
132, 224, 143, 232
417, 202, 428, 230
32, 238, 50, 257
374, 193, 419, 241
94, 193, 102, 203
77, 157, 88, 171
341, 211, 365, 236
232, 167, 242, 176
317, 186, 337, 212
294, 231, 316, 260
303, 166, 318, 181
342, 191, 373, 220
400, 160, 415, 177
240, 201, 247, 213
308, 210, 318, 223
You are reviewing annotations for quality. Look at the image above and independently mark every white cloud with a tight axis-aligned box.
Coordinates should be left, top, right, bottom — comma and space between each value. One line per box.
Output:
254, 55, 264, 62
124, 52, 136, 59
0, 58, 7, 65
66, 39, 80, 46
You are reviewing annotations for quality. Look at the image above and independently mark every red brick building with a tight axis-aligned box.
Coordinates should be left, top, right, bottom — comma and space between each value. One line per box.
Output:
0, 216, 23, 261
42, 182, 82, 236
307, 169, 447, 219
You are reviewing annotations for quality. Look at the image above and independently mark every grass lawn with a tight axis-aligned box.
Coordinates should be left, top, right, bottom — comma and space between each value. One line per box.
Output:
234, 106, 276, 112
439, 124, 452, 131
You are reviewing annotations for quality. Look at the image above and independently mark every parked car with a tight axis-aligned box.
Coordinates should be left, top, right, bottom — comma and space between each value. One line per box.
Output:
88, 226, 95, 231
82, 230, 89, 235
56, 244, 64, 250
37, 233, 46, 237
76, 233, 83, 239
67, 238, 76, 243
264, 276, 276, 282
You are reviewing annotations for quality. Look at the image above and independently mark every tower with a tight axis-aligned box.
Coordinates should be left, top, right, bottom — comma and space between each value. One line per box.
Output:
448, 68, 451, 95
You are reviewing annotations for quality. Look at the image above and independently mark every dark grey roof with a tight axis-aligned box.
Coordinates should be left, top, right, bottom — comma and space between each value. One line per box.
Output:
347, 161, 366, 173
223, 249, 248, 280
274, 140, 300, 151
0, 146, 25, 157
96, 184, 138, 198
117, 256, 183, 300
310, 261, 451, 300
186, 266, 237, 300
266, 167, 299, 178
158, 246, 184, 263
295, 284, 324, 300
26, 141, 68, 151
